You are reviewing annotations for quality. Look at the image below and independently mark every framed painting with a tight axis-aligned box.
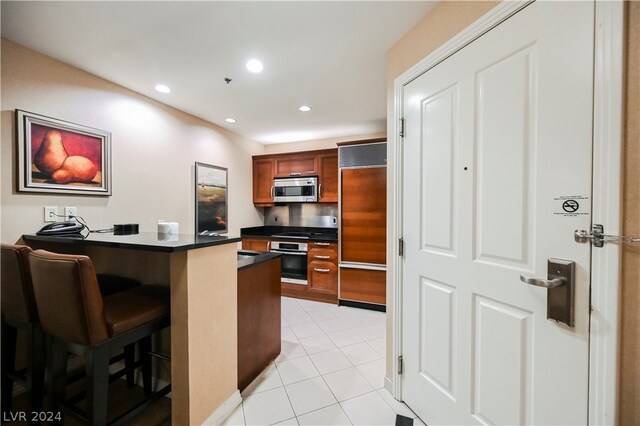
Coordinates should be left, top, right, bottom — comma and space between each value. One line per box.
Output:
16, 109, 111, 195
195, 162, 228, 234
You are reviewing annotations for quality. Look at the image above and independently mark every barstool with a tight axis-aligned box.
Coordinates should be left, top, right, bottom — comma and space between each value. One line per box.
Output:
1, 244, 45, 422
28, 250, 171, 425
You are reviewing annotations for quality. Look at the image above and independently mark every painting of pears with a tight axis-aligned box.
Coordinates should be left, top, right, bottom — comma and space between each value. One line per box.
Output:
30, 125, 102, 186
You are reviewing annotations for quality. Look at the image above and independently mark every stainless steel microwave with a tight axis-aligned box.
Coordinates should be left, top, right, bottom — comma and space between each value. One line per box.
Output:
273, 177, 318, 203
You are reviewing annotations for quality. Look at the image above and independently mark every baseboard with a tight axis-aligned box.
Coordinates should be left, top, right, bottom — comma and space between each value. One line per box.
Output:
384, 375, 395, 397
202, 390, 242, 425
339, 299, 386, 312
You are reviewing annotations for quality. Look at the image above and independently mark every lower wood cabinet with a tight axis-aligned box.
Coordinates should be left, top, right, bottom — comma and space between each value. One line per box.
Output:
308, 261, 338, 295
339, 267, 386, 305
280, 241, 338, 304
241, 238, 270, 252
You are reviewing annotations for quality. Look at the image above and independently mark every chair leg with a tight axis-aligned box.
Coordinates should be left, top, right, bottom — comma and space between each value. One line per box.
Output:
139, 336, 152, 396
47, 338, 67, 416
85, 346, 110, 426
27, 324, 46, 418
124, 343, 136, 388
1, 319, 17, 417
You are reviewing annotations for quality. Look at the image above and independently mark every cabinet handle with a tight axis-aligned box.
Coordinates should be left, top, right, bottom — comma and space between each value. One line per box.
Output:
315, 242, 330, 246
314, 255, 331, 259
319, 183, 322, 200
314, 268, 331, 273
267, 241, 271, 251
271, 185, 274, 199
289, 172, 302, 176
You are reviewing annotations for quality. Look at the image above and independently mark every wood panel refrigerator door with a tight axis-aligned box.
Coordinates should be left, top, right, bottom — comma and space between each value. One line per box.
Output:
341, 167, 387, 265
401, 2, 594, 425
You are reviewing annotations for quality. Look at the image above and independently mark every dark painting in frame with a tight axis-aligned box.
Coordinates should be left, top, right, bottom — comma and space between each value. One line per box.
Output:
195, 162, 228, 234
16, 109, 112, 195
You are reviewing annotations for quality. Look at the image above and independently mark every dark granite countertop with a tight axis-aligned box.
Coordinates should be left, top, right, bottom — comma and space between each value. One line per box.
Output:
237, 250, 281, 269
241, 226, 338, 242
23, 232, 241, 253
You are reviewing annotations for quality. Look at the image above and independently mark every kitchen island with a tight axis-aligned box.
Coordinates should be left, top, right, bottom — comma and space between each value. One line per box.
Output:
22, 232, 241, 425
237, 250, 281, 391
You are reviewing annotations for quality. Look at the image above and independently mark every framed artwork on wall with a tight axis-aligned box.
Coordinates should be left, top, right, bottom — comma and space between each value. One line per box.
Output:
16, 109, 112, 195
195, 162, 228, 235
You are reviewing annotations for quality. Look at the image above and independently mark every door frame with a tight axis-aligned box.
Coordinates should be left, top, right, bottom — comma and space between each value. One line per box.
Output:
389, 1, 624, 424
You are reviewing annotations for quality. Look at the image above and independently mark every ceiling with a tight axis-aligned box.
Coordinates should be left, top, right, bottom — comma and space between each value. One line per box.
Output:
1, 1, 436, 144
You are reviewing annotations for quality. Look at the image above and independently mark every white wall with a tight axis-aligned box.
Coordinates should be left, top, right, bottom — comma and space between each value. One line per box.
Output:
1, 39, 265, 243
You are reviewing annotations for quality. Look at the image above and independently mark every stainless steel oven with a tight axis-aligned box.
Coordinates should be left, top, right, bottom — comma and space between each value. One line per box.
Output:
270, 241, 308, 285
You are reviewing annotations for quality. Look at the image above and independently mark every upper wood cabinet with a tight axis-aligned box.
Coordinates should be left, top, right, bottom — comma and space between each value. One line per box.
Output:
274, 155, 317, 177
252, 149, 338, 205
317, 153, 338, 203
252, 158, 276, 205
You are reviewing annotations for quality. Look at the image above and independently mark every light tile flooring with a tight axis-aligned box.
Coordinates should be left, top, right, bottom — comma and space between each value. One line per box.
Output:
221, 297, 424, 426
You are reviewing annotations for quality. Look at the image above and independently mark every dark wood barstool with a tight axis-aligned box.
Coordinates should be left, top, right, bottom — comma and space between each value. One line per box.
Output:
28, 249, 171, 425
1, 244, 45, 423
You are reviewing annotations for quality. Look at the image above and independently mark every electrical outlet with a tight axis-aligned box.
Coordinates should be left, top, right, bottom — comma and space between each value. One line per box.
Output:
64, 207, 77, 221
44, 206, 58, 222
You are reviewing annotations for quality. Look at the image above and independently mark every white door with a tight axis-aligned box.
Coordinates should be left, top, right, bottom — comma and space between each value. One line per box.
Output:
401, 2, 594, 425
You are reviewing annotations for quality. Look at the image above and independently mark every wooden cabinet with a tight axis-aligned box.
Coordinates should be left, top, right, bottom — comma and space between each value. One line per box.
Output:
274, 154, 317, 177
339, 267, 386, 305
278, 240, 338, 304
340, 167, 387, 264
241, 238, 270, 252
252, 158, 275, 205
317, 153, 338, 202
307, 242, 338, 300
252, 149, 338, 205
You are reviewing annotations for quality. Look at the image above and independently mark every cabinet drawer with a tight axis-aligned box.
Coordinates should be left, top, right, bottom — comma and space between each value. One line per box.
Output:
308, 247, 337, 263
308, 261, 338, 295
309, 241, 337, 251
339, 267, 386, 305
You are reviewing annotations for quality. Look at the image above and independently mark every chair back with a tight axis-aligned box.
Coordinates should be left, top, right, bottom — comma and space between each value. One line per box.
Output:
29, 250, 109, 346
1, 244, 38, 323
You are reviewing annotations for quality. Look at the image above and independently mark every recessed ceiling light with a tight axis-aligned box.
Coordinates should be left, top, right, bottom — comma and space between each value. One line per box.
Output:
225, 118, 237, 123
299, 105, 312, 112
246, 59, 264, 73
154, 84, 171, 93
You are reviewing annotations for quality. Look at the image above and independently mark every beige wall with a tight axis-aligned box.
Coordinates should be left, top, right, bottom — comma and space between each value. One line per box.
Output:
619, 2, 640, 424
263, 131, 386, 155
1, 39, 265, 244
385, 0, 498, 380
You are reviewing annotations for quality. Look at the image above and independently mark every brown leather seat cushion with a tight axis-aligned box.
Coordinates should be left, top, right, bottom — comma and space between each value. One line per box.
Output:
104, 285, 169, 337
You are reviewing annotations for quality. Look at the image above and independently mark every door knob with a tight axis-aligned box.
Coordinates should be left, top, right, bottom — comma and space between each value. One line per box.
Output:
520, 259, 575, 327
519, 275, 565, 288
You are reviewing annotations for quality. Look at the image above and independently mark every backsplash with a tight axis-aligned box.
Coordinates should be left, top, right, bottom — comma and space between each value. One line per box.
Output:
264, 204, 338, 228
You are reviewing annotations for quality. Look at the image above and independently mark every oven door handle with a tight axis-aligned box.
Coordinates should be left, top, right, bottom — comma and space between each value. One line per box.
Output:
270, 249, 307, 256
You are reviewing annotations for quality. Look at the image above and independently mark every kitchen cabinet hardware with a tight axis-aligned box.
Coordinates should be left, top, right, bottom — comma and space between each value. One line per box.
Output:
314, 268, 331, 273
314, 255, 331, 259
315, 242, 330, 246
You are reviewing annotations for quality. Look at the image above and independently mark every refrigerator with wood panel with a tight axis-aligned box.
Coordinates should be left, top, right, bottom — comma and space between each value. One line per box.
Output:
338, 140, 387, 308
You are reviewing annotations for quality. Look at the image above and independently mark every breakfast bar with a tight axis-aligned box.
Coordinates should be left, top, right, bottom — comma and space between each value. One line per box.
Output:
22, 232, 241, 425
